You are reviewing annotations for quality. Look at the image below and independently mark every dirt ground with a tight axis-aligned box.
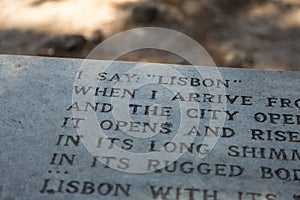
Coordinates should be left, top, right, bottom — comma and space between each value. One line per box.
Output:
0, 0, 299, 71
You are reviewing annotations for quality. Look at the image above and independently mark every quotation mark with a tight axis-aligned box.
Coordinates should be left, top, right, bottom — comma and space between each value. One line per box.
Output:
293, 195, 300, 200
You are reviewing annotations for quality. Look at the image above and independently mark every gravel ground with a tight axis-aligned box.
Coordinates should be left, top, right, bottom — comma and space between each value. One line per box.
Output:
0, 0, 299, 71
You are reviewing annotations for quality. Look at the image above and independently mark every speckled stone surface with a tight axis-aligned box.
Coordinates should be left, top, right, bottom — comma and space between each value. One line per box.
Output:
0, 55, 299, 200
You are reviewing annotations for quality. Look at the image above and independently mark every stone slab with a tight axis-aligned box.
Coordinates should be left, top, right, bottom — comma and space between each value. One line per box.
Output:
0, 55, 300, 200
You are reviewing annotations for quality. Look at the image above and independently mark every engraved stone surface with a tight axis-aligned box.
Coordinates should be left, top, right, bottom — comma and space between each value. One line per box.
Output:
0, 55, 299, 200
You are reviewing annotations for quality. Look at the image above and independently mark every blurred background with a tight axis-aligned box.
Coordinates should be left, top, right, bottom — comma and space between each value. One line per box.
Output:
0, 0, 299, 70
